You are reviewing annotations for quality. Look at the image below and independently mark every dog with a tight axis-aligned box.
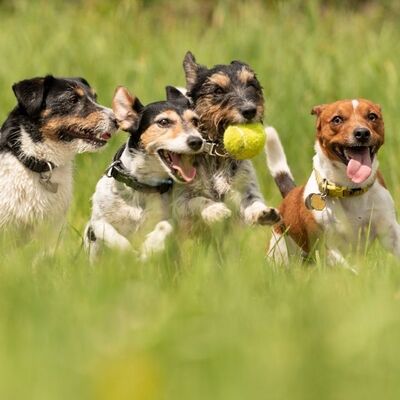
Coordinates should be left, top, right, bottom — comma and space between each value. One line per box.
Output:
266, 98, 400, 265
172, 51, 280, 227
84, 85, 204, 261
0, 75, 116, 233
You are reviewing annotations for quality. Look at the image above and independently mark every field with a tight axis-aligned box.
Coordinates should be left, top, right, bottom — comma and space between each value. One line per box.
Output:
1, 1, 400, 399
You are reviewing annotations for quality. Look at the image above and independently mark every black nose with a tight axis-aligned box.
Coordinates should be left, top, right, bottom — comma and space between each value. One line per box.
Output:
187, 136, 203, 151
353, 127, 371, 142
241, 106, 257, 120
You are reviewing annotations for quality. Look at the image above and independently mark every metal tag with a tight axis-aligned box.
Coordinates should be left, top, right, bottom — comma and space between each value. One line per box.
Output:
39, 177, 59, 193
305, 193, 326, 211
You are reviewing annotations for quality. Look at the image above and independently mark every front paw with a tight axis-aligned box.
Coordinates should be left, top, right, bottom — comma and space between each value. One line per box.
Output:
141, 221, 173, 260
243, 201, 281, 225
201, 203, 232, 224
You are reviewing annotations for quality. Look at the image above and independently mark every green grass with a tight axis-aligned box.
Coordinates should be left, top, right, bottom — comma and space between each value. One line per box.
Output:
1, 1, 400, 399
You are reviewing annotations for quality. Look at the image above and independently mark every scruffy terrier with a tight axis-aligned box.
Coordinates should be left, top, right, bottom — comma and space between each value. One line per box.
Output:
84, 86, 204, 261
173, 51, 280, 226
0, 75, 116, 232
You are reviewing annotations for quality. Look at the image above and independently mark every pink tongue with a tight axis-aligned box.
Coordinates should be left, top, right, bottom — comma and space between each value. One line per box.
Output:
346, 148, 372, 184
170, 153, 197, 182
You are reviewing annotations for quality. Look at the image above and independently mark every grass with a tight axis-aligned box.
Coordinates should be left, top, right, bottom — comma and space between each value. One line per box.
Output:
1, 1, 400, 399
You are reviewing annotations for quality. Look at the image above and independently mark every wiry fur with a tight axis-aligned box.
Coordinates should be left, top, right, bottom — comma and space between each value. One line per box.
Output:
85, 86, 204, 261
173, 51, 280, 226
0, 75, 116, 231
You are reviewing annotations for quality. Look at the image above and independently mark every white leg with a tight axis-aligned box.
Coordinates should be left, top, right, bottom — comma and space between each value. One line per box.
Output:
141, 220, 173, 260
237, 160, 280, 225
267, 231, 289, 265
377, 221, 400, 258
91, 220, 132, 251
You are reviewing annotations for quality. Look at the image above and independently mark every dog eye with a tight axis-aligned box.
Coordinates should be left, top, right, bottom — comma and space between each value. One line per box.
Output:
247, 81, 259, 90
191, 117, 200, 127
368, 112, 378, 122
331, 115, 343, 125
214, 86, 225, 95
157, 118, 171, 128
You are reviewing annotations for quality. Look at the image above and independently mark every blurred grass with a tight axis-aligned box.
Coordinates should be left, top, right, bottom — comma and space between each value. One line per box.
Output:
1, 1, 400, 399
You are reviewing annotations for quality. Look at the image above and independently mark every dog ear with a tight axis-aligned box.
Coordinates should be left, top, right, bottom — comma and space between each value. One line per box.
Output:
12, 75, 53, 116
165, 86, 191, 107
230, 60, 250, 68
183, 51, 206, 90
72, 77, 91, 88
112, 86, 143, 131
311, 104, 326, 130
311, 104, 326, 116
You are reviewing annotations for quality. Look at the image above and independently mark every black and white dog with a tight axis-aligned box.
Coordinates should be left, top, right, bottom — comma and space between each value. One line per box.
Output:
84, 86, 204, 261
173, 52, 280, 226
0, 75, 116, 232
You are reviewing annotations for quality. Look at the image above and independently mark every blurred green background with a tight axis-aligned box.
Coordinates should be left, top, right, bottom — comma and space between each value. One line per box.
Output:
1, 1, 400, 399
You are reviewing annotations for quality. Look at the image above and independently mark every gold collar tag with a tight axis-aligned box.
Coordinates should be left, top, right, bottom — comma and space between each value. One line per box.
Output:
305, 193, 326, 211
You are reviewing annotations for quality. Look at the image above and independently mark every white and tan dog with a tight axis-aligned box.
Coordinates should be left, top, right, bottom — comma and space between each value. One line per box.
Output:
0, 75, 116, 233
84, 86, 204, 261
266, 98, 400, 265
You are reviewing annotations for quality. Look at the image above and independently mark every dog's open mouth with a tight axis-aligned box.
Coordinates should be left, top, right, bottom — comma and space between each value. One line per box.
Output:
157, 150, 197, 183
333, 145, 377, 184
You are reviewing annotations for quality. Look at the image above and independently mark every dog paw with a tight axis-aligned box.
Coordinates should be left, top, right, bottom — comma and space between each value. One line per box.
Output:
141, 221, 173, 260
243, 201, 281, 225
201, 203, 232, 224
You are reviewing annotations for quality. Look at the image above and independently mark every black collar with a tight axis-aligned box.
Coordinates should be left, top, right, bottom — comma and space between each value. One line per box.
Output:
106, 144, 173, 194
2, 140, 55, 173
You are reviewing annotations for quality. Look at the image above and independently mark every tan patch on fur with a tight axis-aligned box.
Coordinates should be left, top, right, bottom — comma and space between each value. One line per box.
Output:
208, 73, 230, 88
314, 98, 384, 162
40, 112, 105, 140
140, 110, 183, 152
237, 67, 254, 84
75, 87, 84, 97
277, 186, 321, 253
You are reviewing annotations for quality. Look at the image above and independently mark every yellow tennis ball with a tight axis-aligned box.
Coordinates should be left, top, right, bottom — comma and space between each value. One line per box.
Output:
223, 123, 266, 160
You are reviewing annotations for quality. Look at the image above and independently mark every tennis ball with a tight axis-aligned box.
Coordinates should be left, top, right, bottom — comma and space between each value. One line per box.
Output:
223, 123, 266, 160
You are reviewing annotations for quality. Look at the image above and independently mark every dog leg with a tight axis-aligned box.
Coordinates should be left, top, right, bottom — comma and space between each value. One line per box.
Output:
238, 160, 280, 225
176, 193, 231, 224
267, 231, 289, 265
141, 220, 173, 260
91, 220, 132, 251
376, 219, 400, 258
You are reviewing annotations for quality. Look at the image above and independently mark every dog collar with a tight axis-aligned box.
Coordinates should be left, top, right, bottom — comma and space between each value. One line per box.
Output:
305, 169, 375, 211
4, 141, 56, 173
1, 140, 59, 193
106, 144, 173, 194
203, 140, 229, 157
314, 169, 374, 198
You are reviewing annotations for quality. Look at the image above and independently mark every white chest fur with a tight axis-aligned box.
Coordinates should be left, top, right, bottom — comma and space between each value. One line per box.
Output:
0, 152, 73, 228
304, 144, 396, 250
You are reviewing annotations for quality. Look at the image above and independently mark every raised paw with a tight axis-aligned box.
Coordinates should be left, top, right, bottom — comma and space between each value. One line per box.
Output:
201, 202, 232, 224
140, 221, 173, 260
243, 201, 281, 225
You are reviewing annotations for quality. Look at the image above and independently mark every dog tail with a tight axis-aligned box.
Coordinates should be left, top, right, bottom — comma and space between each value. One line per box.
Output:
265, 126, 296, 198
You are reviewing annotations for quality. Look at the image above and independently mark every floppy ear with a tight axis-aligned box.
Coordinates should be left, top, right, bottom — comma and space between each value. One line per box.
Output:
182, 51, 206, 90
311, 104, 326, 130
112, 86, 143, 131
12, 75, 53, 116
311, 104, 326, 116
165, 86, 191, 107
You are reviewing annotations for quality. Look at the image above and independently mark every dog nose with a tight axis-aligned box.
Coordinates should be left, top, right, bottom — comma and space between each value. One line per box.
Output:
353, 127, 371, 142
241, 106, 257, 120
187, 136, 203, 151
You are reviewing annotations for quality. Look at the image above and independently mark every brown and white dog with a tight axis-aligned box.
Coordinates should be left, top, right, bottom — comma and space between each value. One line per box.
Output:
266, 99, 400, 265
0, 76, 117, 233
